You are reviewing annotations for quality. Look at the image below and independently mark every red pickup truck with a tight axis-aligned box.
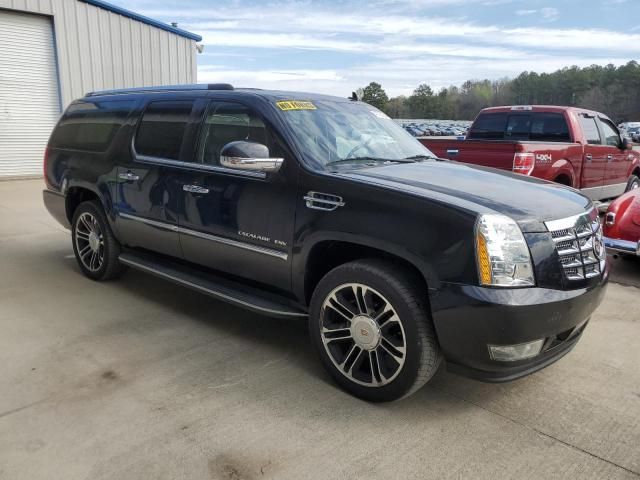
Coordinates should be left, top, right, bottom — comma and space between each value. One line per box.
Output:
419, 106, 640, 201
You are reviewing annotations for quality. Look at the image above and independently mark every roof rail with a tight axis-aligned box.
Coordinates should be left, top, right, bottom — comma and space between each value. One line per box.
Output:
86, 83, 234, 97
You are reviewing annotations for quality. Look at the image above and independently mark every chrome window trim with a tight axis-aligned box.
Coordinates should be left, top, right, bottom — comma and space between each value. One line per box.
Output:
130, 137, 267, 179
133, 153, 267, 179
118, 212, 288, 260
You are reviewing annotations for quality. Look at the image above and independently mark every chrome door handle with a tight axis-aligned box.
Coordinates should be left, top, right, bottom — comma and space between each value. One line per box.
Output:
183, 184, 209, 194
606, 154, 613, 162
585, 154, 592, 162
118, 171, 140, 181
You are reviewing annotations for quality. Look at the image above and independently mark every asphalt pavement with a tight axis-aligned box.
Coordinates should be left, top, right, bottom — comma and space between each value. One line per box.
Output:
0, 179, 638, 480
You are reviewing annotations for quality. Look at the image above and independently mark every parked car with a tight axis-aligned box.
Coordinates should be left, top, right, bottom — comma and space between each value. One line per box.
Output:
43, 85, 608, 402
603, 188, 640, 257
420, 106, 640, 201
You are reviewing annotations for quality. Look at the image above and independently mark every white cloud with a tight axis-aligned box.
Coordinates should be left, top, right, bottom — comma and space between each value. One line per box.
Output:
540, 7, 559, 21
125, 0, 640, 97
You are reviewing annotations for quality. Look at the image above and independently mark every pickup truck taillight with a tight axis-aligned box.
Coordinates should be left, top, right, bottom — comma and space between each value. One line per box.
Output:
513, 153, 535, 176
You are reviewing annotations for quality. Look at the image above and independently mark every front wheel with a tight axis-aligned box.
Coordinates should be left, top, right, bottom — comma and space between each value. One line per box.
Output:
309, 259, 442, 402
626, 175, 640, 192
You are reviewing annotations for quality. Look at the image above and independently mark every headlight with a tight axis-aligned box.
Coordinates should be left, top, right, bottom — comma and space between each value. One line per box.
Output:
475, 214, 535, 287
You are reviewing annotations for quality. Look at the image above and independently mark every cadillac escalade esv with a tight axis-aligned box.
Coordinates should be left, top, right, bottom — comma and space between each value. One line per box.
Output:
43, 85, 608, 402
420, 106, 640, 200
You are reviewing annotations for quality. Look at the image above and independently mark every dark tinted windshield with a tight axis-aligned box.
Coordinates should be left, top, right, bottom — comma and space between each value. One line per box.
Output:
275, 100, 435, 170
468, 111, 571, 142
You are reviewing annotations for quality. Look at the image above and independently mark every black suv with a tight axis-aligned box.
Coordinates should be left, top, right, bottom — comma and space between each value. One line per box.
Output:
43, 84, 608, 401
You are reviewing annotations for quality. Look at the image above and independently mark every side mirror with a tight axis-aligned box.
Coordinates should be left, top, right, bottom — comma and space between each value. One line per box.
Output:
621, 136, 631, 150
220, 141, 283, 173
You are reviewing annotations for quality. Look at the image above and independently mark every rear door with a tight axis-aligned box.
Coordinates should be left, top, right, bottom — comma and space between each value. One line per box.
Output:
577, 113, 607, 200
115, 99, 199, 258
598, 117, 628, 198
176, 99, 296, 291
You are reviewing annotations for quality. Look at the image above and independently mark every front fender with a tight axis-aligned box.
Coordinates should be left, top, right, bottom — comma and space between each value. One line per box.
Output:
292, 230, 444, 304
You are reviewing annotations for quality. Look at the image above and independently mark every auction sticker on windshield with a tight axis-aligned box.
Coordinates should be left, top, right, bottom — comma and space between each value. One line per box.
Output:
276, 100, 317, 111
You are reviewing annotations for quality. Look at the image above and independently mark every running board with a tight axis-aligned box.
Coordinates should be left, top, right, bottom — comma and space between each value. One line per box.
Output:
119, 252, 307, 319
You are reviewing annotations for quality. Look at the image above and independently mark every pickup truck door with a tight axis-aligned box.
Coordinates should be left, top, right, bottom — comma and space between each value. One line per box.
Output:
176, 99, 295, 292
577, 113, 607, 200
598, 117, 629, 198
115, 99, 199, 258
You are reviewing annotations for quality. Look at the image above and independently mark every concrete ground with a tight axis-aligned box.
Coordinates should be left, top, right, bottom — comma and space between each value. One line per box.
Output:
0, 179, 639, 480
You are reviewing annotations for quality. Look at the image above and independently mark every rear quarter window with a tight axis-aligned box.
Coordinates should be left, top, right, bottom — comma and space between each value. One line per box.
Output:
468, 112, 571, 142
50, 100, 135, 152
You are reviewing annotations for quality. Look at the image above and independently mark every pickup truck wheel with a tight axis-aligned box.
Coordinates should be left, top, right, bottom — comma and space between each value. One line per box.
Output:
626, 175, 640, 192
71, 201, 127, 281
309, 259, 441, 402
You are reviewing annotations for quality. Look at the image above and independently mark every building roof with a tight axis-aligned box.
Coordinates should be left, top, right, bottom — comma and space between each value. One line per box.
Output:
79, 0, 202, 41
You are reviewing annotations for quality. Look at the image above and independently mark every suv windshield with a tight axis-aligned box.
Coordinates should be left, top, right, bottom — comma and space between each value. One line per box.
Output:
274, 99, 436, 170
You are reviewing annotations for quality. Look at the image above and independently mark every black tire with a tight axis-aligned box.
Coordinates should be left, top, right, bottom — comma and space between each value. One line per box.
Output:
71, 201, 127, 281
309, 259, 442, 402
626, 175, 640, 192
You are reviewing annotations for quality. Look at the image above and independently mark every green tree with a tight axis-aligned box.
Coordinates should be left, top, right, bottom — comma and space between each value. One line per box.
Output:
361, 82, 389, 110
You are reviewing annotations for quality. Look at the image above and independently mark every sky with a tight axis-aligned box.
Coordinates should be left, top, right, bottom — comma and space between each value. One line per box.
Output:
112, 0, 640, 97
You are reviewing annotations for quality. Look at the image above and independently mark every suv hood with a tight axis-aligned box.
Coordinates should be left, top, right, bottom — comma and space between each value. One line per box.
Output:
342, 161, 592, 232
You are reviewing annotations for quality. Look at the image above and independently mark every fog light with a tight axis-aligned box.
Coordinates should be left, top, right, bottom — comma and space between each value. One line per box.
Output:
488, 339, 545, 362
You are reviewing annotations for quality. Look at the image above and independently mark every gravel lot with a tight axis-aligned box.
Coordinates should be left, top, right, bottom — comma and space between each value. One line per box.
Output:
1, 179, 639, 480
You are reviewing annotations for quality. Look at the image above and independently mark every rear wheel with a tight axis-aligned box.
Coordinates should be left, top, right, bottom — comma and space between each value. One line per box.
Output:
309, 259, 441, 402
71, 201, 127, 281
626, 175, 640, 192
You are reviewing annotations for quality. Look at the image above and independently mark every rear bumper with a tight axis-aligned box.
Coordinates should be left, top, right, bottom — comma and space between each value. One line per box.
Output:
604, 236, 639, 256
429, 271, 608, 382
43, 189, 70, 229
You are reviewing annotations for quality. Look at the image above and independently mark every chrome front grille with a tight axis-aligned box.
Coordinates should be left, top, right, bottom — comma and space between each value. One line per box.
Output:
546, 209, 606, 281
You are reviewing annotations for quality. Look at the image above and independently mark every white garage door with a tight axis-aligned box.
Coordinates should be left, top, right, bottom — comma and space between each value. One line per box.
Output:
0, 10, 60, 177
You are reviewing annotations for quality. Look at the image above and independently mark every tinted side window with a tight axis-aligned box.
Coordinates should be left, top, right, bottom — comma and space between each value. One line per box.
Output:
50, 100, 134, 152
579, 115, 601, 145
600, 119, 620, 147
198, 102, 268, 166
135, 100, 194, 160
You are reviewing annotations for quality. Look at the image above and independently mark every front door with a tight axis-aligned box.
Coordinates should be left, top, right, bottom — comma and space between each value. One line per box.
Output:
599, 117, 629, 198
177, 100, 296, 292
115, 99, 198, 258
577, 113, 607, 200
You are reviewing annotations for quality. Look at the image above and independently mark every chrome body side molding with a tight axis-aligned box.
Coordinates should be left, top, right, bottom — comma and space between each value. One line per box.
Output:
118, 212, 288, 260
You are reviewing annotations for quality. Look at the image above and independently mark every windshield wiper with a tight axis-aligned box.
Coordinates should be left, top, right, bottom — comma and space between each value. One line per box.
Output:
402, 154, 439, 161
326, 156, 415, 167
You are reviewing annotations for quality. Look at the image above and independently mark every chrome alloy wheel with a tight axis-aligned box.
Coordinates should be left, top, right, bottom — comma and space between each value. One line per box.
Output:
319, 283, 407, 387
74, 212, 105, 272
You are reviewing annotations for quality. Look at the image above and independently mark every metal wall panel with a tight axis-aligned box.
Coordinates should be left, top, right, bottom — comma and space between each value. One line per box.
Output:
0, 10, 60, 177
0, 0, 197, 176
0, 0, 198, 107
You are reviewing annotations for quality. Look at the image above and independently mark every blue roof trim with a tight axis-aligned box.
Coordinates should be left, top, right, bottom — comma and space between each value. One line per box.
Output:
79, 0, 202, 41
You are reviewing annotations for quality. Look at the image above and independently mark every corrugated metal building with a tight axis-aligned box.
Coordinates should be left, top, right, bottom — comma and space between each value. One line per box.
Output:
0, 0, 201, 178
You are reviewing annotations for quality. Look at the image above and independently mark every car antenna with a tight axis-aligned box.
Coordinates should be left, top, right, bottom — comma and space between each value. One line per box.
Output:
349, 91, 358, 101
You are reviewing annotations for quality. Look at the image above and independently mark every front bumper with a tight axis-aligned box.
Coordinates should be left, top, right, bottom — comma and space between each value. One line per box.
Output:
429, 271, 608, 382
604, 236, 640, 256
